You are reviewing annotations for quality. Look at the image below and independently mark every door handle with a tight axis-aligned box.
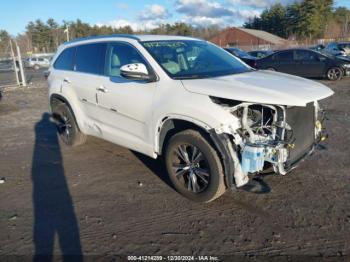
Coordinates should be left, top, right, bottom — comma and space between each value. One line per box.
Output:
63, 77, 71, 83
96, 85, 108, 93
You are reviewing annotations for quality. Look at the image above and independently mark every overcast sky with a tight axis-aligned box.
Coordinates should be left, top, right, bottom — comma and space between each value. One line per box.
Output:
1, 0, 349, 35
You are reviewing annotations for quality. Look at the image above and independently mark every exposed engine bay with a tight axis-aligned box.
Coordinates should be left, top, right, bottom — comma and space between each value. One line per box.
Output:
210, 97, 326, 188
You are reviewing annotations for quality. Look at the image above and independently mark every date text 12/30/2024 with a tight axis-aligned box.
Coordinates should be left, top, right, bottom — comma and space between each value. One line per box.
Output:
127, 256, 220, 261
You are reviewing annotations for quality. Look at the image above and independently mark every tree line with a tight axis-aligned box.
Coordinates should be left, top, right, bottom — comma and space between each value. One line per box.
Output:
0, 19, 221, 55
244, 0, 350, 39
1, 0, 350, 57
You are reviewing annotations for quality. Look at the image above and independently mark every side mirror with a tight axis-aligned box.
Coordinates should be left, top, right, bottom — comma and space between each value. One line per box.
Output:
120, 63, 151, 81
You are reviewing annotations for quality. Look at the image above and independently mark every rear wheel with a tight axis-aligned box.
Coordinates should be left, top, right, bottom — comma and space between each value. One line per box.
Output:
33, 64, 40, 70
52, 102, 87, 146
326, 67, 343, 81
164, 129, 226, 202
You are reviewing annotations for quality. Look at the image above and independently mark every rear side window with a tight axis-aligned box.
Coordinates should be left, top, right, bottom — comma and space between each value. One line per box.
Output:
54, 47, 75, 70
75, 43, 106, 75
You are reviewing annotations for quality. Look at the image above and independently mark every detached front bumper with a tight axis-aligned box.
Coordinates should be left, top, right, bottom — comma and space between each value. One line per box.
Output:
210, 129, 326, 190
209, 105, 327, 189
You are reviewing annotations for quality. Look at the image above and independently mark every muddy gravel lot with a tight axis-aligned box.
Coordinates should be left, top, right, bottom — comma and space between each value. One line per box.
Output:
0, 78, 350, 260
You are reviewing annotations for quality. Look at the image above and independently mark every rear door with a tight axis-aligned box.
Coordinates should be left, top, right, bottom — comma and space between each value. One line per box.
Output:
66, 43, 106, 127
71, 43, 106, 122
272, 51, 296, 74
294, 50, 325, 77
52, 46, 76, 98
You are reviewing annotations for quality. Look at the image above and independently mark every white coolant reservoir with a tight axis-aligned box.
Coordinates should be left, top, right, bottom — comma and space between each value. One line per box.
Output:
241, 145, 265, 174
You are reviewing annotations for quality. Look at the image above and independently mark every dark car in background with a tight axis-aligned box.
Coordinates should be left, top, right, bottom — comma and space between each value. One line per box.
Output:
224, 47, 258, 67
323, 42, 350, 57
256, 48, 350, 81
248, 50, 274, 59
309, 44, 325, 52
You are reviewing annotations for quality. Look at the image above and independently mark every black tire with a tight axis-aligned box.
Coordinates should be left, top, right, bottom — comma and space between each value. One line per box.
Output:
326, 67, 343, 81
52, 102, 87, 146
164, 129, 226, 202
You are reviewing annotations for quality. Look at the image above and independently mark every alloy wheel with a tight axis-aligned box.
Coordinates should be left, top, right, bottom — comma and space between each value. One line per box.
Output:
328, 68, 342, 80
57, 113, 73, 143
171, 144, 210, 193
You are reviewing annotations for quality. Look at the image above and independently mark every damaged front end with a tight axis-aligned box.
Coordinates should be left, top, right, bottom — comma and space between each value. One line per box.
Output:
209, 97, 327, 189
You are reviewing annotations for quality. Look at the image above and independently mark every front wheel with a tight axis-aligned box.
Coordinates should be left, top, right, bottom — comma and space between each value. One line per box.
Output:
164, 129, 226, 202
327, 67, 343, 81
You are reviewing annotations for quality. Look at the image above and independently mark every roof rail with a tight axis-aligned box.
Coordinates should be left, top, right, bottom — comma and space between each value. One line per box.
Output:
63, 34, 140, 45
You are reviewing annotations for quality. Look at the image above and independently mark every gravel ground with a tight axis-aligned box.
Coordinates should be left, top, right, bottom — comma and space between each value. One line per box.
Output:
0, 78, 349, 260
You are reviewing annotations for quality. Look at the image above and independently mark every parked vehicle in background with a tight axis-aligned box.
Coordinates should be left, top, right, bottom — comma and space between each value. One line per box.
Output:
25, 56, 51, 70
323, 42, 350, 57
224, 47, 258, 67
0, 60, 14, 72
256, 48, 350, 80
48, 35, 333, 202
248, 50, 274, 59
309, 44, 325, 52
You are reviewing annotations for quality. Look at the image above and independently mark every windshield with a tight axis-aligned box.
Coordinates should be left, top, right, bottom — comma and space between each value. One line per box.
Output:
230, 48, 249, 58
142, 40, 251, 79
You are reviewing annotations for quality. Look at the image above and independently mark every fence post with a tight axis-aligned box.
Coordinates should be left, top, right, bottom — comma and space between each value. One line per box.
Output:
9, 39, 20, 86
15, 42, 27, 87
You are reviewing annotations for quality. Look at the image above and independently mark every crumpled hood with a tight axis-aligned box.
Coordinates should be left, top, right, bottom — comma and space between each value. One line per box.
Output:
181, 70, 334, 106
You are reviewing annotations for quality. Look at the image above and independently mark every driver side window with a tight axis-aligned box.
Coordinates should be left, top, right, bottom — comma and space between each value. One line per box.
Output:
105, 42, 147, 77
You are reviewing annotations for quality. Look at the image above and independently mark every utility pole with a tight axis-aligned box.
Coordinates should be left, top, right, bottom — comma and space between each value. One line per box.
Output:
9, 39, 20, 86
15, 41, 27, 87
346, 13, 349, 40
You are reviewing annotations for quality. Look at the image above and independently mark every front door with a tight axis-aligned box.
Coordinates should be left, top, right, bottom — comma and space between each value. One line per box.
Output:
294, 50, 325, 78
96, 42, 157, 155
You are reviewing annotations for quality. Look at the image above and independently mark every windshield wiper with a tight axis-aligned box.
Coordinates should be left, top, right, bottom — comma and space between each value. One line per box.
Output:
173, 74, 212, 80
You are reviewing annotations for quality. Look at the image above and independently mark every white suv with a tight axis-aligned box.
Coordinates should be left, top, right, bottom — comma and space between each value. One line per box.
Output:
25, 56, 51, 70
48, 35, 333, 202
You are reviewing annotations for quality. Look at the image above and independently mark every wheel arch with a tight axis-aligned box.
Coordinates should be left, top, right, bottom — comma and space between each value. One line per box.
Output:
156, 117, 212, 156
